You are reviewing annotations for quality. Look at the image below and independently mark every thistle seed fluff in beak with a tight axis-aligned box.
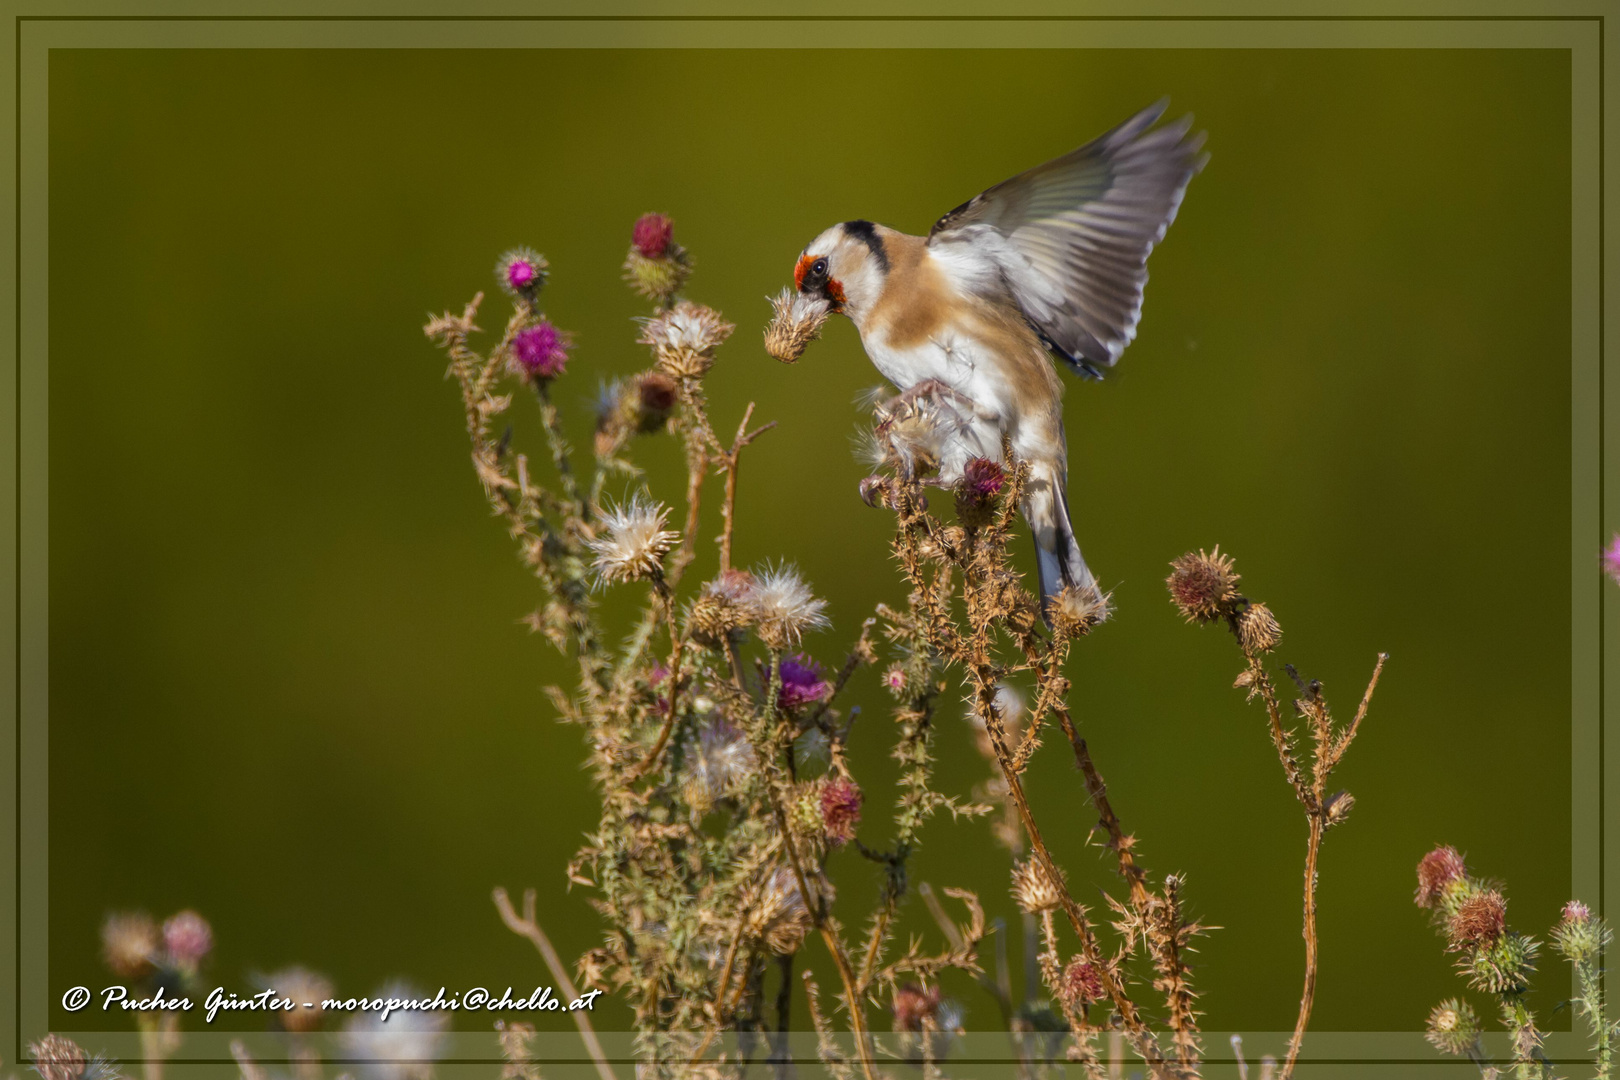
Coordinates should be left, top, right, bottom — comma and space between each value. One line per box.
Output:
764, 288, 831, 364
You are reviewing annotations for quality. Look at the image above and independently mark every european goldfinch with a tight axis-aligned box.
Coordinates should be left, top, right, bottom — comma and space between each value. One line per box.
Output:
792, 101, 1206, 614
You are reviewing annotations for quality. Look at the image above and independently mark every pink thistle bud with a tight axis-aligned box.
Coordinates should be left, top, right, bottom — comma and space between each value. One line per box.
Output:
1604, 534, 1620, 585
1060, 959, 1106, 1007
892, 983, 941, 1032
495, 247, 548, 299
1446, 890, 1507, 950
1415, 846, 1468, 909
162, 909, 213, 966
882, 664, 907, 695
819, 776, 863, 845
511, 321, 571, 381
1563, 900, 1593, 925
632, 213, 674, 259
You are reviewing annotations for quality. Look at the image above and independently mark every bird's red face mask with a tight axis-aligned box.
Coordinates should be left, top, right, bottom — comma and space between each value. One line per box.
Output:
794, 253, 845, 313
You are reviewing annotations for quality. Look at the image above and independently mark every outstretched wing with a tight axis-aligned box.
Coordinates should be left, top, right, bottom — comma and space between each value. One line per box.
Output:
928, 100, 1207, 377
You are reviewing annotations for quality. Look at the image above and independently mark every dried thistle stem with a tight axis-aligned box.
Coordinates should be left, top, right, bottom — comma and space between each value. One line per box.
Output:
493, 887, 618, 1080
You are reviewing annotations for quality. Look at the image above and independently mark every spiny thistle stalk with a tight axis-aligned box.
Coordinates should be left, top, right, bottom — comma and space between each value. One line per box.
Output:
1166, 548, 1385, 1080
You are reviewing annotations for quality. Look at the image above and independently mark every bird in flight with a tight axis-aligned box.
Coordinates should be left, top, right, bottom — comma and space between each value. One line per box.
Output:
790, 100, 1206, 616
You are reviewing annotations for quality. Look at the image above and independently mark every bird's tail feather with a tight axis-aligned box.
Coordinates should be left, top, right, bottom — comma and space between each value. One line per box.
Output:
1026, 465, 1098, 621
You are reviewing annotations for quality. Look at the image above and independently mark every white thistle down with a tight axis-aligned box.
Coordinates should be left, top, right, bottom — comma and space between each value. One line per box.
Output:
637, 301, 735, 378
587, 494, 680, 586
743, 563, 830, 649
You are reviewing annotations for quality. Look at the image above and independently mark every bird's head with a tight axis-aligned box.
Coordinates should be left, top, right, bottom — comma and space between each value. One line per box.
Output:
794, 220, 889, 323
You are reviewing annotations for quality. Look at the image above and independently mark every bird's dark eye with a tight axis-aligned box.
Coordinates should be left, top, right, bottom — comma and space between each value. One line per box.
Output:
811, 258, 828, 278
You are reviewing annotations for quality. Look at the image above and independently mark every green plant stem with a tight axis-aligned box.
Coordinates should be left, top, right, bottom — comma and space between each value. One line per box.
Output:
1576, 950, 1611, 1079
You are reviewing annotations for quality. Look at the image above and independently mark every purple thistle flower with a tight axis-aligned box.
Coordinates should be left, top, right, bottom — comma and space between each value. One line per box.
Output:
507, 260, 538, 291
1603, 533, 1620, 584
632, 213, 674, 259
512, 321, 570, 381
778, 654, 831, 711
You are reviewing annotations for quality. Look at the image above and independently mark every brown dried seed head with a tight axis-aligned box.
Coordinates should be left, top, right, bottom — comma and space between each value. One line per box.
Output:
29, 1035, 93, 1080
764, 288, 831, 364
1447, 890, 1508, 950
1166, 547, 1241, 623
1010, 857, 1065, 914
101, 912, 159, 979
892, 983, 942, 1032
1238, 601, 1282, 652
1059, 959, 1107, 1007
1322, 790, 1356, 827
1050, 583, 1112, 637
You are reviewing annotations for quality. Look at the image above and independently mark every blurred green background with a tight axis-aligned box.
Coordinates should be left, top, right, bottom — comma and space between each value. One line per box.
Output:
47, 47, 1572, 1040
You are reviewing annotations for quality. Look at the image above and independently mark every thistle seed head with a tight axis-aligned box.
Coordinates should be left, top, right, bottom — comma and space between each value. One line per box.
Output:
742, 563, 830, 650
1011, 857, 1065, 914
101, 912, 159, 979
1425, 999, 1480, 1057
162, 909, 213, 968
680, 719, 757, 813
1059, 959, 1106, 1007
1050, 583, 1112, 638
764, 288, 832, 364
638, 301, 732, 378
1415, 846, 1468, 909
265, 967, 334, 1033
819, 776, 863, 845
1237, 601, 1282, 653
1322, 790, 1355, 828
892, 983, 942, 1032
753, 867, 820, 955
1447, 890, 1507, 950
29, 1035, 118, 1080
1166, 548, 1241, 623
870, 396, 964, 479
587, 494, 680, 587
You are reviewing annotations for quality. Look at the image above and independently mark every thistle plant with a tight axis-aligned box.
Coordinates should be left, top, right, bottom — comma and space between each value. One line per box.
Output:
419, 215, 1398, 1080
1416, 848, 1616, 1080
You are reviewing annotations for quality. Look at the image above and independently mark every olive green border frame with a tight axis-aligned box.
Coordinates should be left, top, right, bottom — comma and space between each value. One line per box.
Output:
0, 5, 1603, 1076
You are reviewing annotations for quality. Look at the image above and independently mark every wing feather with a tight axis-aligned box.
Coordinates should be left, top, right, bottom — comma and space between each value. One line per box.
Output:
929, 100, 1208, 376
